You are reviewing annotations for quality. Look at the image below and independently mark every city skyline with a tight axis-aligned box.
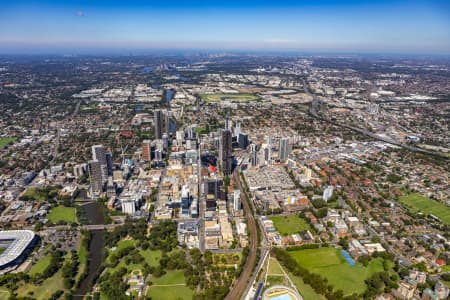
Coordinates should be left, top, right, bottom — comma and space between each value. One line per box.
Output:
1, 0, 450, 54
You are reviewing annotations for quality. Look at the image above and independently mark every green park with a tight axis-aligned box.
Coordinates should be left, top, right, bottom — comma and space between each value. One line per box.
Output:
47, 205, 77, 223
270, 214, 311, 236
399, 193, 450, 224
288, 247, 386, 295
200, 93, 260, 103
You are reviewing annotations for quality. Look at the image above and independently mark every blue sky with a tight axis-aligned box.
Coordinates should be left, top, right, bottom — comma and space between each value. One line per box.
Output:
0, 0, 449, 54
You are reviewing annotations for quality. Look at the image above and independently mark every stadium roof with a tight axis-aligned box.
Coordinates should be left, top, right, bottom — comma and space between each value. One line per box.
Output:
0, 230, 35, 267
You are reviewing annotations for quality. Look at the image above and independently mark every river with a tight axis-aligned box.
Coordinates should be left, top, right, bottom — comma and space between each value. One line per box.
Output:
74, 202, 105, 299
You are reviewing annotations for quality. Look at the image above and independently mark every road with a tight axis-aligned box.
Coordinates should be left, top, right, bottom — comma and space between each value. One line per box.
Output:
48, 223, 123, 231
50, 123, 60, 165
224, 170, 258, 300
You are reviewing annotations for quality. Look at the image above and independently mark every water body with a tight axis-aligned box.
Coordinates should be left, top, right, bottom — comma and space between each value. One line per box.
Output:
74, 202, 105, 299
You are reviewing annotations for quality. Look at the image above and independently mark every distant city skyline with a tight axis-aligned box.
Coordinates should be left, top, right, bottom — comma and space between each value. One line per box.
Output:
1, 0, 449, 54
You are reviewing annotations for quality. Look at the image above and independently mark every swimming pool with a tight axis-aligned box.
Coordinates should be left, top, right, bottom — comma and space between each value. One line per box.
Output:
269, 293, 292, 300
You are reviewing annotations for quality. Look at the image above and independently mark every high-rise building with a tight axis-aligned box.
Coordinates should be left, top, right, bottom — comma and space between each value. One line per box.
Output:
250, 143, 258, 166
105, 152, 113, 176
233, 189, 241, 211
278, 137, 290, 162
181, 185, 191, 217
264, 146, 271, 165
162, 134, 169, 150
164, 111, 171, 135
219, 129, 232, 175
154, 149, 163, 161
225, 118, 232, 130
233, 121, 241, 137
91, 145, 109, 181
323, 185, 334, 202
142, 140, 152, 161
154, 109, 164, 139
238, 133, 249, 149
88, 160, 103, 194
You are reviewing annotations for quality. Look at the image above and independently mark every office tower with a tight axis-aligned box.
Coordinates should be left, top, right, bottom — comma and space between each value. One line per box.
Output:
225, 118, 232, 130
176, 130, 184, 141
234, 121, 241, 137
106, 176, 116, 197
164, 111, 170, 135
250, 143, 258, 166
142, 140, 151, 161
154, 109, 163, 139
181, 185, 191, 217
88, 160, 103, 194
154, 149, 163, 161
278, 137, 290, 162
238, 133, 249, 149
233, 189, 241, 211
186, 126, 195, 140
92, 145, 108, 181
323, 185, 334, 202
204, 178, 222, 199
264, 146, 271, 165
219, 129, 232, 175
162, 134, 169, 150
105, 152, 113, 176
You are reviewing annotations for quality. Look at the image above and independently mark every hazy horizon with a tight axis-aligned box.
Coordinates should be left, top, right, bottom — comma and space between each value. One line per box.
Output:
1, 0, 449, 55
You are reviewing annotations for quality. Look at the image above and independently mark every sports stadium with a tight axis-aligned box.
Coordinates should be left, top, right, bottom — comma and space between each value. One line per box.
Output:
0, 230, 37, 272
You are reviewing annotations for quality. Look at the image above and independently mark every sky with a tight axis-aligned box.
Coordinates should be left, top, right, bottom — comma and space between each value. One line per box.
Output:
0, 0, 449, 54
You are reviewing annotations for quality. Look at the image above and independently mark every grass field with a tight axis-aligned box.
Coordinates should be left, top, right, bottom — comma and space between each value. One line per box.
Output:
147, 270, 193, 300
146, 285, 194, 300
141, 249, 162, 267
47, 205, 77, 223
441, 265, 450, 272
0, 248, 5, 255
399, 193, 450, 224
28, 255, 52, 276
0, 137, 16, 148
267, 257, 284, 275
116, 239, 136, 250
200, 93, 260, 103
107, 239, 162, 273
288, 271, 327, 300
288, 247, 385, 295
0, 288, 10, 300
270, 215, 311, 236
18, 270, 64, 299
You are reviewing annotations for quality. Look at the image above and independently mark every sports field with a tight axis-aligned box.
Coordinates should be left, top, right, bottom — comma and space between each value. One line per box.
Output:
47, 205, 77, 223
200, 93, 260, 103
399, 193, 450, 224
147, 270, 194, 300
270, 214, 311, 236
288, 247, 384, 295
